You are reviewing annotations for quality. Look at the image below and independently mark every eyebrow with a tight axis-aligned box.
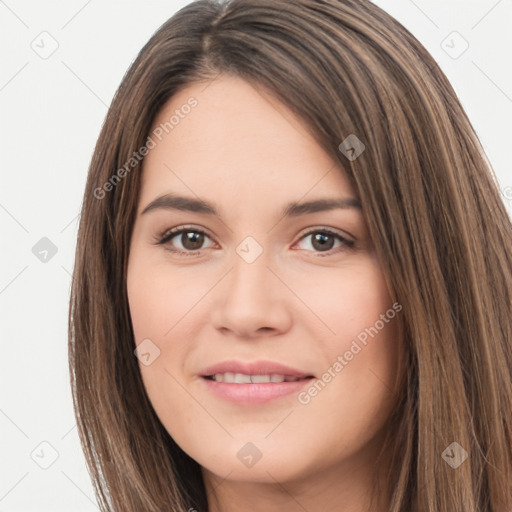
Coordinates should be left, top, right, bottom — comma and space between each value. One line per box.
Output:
140, 192, 362, 218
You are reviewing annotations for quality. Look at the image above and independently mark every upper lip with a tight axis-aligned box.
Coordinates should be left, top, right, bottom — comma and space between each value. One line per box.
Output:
200, 360, 314, 378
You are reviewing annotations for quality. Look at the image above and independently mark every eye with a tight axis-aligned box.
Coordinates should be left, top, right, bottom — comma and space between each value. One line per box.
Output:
154, 225, 355, 257
155, 226, 215, 256
294, 228, 355, 256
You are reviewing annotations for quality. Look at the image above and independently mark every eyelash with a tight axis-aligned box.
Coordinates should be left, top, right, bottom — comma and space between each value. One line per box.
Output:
154, 225, 356, 258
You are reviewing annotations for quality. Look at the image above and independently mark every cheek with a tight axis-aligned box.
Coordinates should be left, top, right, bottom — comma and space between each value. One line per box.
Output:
301, 258, 396, 346
298, 261, 402, 428
126, 255, 202, 343
126, 254, 209, 430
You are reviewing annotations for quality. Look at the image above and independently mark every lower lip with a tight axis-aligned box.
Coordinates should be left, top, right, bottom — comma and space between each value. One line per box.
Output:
201, 377, 313, 405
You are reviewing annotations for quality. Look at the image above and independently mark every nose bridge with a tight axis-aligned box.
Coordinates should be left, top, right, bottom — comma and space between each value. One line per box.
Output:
227, 239, 275, 304
211, 237, 292, 336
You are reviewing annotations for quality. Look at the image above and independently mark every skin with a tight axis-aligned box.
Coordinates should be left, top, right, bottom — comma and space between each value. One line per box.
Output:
126, 74, 403, 512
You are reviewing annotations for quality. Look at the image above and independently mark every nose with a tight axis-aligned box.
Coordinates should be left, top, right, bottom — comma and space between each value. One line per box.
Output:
211, 249, 293, 339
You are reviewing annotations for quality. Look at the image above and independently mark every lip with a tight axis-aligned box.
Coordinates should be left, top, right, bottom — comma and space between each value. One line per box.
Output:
199, 360, 315, 405
199, 359, 313, 378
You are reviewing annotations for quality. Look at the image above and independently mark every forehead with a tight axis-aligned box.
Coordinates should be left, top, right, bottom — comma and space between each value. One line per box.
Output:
140, 75, 355, 210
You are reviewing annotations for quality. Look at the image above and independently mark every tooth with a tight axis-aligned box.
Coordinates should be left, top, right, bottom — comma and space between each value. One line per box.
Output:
234, 373, 252, 383
250, 375, 271, 383
212, 373, 300, 383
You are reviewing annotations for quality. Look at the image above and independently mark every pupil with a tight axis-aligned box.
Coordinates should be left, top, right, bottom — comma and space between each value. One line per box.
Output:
313, 233, 334, 251
183, 232, 204, 250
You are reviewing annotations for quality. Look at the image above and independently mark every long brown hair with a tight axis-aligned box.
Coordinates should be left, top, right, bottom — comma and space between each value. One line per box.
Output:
68, 0, 512, 510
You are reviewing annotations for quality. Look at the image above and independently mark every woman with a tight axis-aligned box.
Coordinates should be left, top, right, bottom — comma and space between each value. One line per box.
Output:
68, 0, 512, 510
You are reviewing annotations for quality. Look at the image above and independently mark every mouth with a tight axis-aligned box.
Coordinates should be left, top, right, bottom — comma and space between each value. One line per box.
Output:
198, 361, 315, 405
199, 359, 315, 380
203, 373, 314, 383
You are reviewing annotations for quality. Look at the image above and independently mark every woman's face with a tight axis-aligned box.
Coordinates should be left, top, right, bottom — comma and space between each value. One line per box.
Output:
126, 75, 402, 491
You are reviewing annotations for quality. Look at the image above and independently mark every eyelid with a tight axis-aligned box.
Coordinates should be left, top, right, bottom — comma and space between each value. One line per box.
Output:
154, 225, 216, 249
292, 227, 355, 254
296, 226, 355, 243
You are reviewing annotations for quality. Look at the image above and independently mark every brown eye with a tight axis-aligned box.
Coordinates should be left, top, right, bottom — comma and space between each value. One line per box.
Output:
179, 231, 205, 251
157, 227, 215, 255
295, 229, 355, 255
310, 232, 335, 251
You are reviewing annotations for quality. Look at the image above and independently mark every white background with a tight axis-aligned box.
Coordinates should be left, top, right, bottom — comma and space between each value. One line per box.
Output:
1, 0, 511, 510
